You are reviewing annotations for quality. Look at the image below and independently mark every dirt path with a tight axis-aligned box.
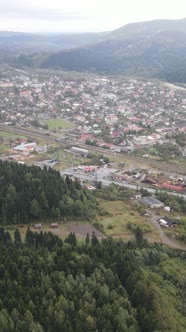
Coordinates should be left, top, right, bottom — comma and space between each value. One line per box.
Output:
147, 211, 186, 250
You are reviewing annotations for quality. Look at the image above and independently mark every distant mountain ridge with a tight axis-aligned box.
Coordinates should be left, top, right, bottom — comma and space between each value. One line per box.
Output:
0, 31, 105, 53
105, 18, 186, 40
2, 19, 186, 83
39, 19, 186, 82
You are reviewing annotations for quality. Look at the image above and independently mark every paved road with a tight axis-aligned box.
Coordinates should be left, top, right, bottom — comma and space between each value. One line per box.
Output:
61, 168, 186, 200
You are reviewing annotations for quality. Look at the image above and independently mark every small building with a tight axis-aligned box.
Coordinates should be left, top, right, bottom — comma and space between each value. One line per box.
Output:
164, 206, 171, 212
86, 185, 96, 190
14, 142, 37, 152
35, 223, 42, 229
83, 166, 95, 173
141, 196, 164, 209
160, 182, 185, 192
50, 223, 59, 228
141, 176, 157, 185
130, 193, 142, 200
71, 146, 88, 157
158, 216, 177, 228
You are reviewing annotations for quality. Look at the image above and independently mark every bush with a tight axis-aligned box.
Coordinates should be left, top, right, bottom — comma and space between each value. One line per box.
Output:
107, 224, 115, 230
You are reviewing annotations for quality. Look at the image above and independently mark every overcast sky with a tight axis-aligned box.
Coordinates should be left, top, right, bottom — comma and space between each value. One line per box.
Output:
0, 0, 186, 33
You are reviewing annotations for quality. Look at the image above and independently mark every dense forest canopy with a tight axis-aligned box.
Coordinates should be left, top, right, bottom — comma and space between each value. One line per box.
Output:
0, 161, 186, 331
0, 161, 97, 225
0, 228, 185, 331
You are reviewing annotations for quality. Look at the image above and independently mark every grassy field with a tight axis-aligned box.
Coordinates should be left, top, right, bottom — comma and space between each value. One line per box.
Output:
41, 118, 75, 130
96, 199, 160, 241
0, 132, 27, 154
0, 131, 26, 139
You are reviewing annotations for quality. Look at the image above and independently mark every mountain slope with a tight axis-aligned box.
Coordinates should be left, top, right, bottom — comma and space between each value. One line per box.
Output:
41, 32, 186, 81
6, 19, 186, 83
39, 19, 186, 82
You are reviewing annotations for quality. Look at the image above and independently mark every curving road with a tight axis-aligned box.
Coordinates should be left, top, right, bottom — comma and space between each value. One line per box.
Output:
147, 210, 186, 250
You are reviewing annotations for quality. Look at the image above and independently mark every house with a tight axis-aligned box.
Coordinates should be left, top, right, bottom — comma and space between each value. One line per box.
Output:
134, 193, 142, 199
35, 223, 42, 229
141, 196, 164, 209
50, 223, 59, 228
130, 193, 142, 200
158, 216, 177, 228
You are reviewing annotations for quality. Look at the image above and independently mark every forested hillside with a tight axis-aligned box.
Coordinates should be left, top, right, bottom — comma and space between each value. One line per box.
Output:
0, 228, 185, 331
41, 30, 186, 83
39, 19, 186, 83
0, 161, 97, 224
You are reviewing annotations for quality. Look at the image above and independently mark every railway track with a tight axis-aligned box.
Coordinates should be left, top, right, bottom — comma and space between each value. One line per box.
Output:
0, 124, 186, 175
0, 124, 56, 141
72, 141, 186, 175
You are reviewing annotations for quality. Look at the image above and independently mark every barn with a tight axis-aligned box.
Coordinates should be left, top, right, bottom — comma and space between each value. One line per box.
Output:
141, 196, 164, 209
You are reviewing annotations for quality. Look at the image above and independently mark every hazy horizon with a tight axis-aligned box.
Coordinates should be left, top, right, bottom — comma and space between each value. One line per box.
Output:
1, 17, 186, 35
0, 0, 186, 33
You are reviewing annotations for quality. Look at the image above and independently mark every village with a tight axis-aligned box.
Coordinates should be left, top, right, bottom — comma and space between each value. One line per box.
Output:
0, 67, 186, 156
0, 67, 186, 191
0, 67, 186, 246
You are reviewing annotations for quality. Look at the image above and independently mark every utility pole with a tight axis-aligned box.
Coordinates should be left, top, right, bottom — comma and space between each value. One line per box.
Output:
94, 171, 98, 188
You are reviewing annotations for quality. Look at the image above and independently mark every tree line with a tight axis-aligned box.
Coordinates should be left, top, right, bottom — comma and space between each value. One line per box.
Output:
0, 161, 97, 225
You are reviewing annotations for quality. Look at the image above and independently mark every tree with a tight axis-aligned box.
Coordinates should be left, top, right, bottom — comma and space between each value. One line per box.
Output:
85, 233, 90, 246
51, 207, 60, 220
0, 309, 14, 332
14, 229, 21, 245
91, 232, 99, 247
135, 226, 144, 248
65, 232, 77, 247
30, 199, 41, 219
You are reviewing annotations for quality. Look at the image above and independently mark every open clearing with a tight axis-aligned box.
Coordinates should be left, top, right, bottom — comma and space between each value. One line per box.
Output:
41, 118, 75, 130
8, 221, 105, 241
97, 199, 160, 242
7, 199, 186, 248
67, 224, 104, 238
7, 199, 159, 243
